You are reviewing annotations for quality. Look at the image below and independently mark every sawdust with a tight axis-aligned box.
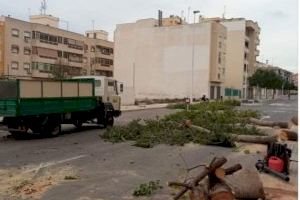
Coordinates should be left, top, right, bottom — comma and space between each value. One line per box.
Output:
0, 164, 77, 199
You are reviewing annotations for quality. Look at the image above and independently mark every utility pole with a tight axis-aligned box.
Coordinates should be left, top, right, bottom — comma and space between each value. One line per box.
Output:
190, 10, 200, 103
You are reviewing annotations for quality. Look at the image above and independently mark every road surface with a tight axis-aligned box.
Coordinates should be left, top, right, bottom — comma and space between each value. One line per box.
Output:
0, 97, 297, 200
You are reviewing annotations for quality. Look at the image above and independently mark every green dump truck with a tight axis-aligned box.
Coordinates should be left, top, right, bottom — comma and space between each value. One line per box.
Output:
0, 76, 123, 139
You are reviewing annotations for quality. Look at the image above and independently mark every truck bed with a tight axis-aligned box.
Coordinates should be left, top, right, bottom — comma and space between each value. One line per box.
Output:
0, 79, 97, 117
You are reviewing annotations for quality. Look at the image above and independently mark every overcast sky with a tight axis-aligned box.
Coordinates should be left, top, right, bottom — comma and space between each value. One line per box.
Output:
0, 0, 298, 72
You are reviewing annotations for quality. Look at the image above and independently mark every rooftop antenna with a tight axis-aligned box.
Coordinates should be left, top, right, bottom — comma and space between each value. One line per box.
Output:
40, 0, 47, 15
222, 5, 226, 18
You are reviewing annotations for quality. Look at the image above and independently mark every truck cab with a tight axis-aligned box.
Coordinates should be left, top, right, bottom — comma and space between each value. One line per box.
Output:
72, 76, 123, 112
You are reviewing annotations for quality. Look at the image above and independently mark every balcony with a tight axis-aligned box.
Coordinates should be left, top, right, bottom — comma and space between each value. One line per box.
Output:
31, 69, 53, 78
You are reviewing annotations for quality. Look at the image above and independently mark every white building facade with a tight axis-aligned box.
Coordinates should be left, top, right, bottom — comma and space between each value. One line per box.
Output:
114, 18, 227, 105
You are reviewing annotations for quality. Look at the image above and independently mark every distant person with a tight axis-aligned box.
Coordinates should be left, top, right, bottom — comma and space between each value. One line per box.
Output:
288, 91, 291, 100
201, 94, 208, 102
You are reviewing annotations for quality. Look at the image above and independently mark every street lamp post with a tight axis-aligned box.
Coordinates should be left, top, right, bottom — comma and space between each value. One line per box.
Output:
190, 10, 200, 103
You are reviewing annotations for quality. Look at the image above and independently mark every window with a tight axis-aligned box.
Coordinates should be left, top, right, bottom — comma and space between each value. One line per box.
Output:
11, 61, 19, 69
64, 38, 68, 44
91, 46, 95, 52
58, 51, 62, 57
24, 63, 30, 69
58, 37, 62, 43
218, 52, 222, 64
95, 80, 101, 87
93, 33, 96, 39
244, 64, 247, 72
218, 42, 222, 48
108, 81, 114, 86
245, 41, 249, 48
11, 29, 19, 37
24, 31, 31, 38
24, 47, 31, 55
63, 52, 69, 58
218, 73, 220, 80
244, 53, 248, 59
32, 31, 36, 39
11, 45, 19, 54
120, 83, 124, 92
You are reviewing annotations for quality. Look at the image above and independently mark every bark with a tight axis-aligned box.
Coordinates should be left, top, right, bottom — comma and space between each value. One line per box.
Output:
280, 129, 298, 141
228, 170, 265, 199
224, 164, 242, 175
232, 134, 277, 144
210, 183, 234, 200
291, 116, 298, 126
189, 124, 211, 134
249, 117, 288, 128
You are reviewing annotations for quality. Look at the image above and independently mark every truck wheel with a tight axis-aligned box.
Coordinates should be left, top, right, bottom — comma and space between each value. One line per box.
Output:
47, 124, 61, 137
104, 116, 114, 128
73, 120, 83, 129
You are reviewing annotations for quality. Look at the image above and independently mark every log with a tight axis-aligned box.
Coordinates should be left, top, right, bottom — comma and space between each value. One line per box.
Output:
173, 157, 227, 200
224, 164, 242, 175
210, 183, 234, 200
291, 116, 298, 126
280, 129, 298, 141
215, 168, 225, 180
249, 118, 288, 128
232, 134, 277, 144
226, 170, 265, 199
183, 120, 211, 133
189, 185, 207, 200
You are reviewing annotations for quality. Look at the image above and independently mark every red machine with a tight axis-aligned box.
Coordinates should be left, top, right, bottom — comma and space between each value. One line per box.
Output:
255, 142, 292, 182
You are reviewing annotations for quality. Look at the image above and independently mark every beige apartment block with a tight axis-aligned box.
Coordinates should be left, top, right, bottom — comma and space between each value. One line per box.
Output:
202, 17, 260, 99
114, 17, 227, 105
0, 15, 114, 79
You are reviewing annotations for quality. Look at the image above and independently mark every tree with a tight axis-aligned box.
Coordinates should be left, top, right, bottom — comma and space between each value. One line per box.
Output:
248, 69, 283, 99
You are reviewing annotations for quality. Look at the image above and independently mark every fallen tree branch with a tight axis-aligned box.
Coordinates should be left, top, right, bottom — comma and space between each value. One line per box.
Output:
232, 134, 277, 144
224, 164, 242, 175
249, 118, 288, 128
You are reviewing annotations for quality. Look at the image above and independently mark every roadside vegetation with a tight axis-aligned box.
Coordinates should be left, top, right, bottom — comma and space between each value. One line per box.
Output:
133, 180, 163, 196
101, 101, 262, 148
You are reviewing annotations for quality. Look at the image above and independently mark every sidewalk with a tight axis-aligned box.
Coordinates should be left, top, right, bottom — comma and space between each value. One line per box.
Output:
121, 103, 169, 111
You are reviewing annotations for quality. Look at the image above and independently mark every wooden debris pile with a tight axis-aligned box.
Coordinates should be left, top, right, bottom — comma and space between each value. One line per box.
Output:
168, 157, 265, 200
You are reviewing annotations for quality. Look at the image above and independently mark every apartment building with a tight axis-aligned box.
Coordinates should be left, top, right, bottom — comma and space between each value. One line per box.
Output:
202, 17, 260, 99
255, 61, 294, 98
114, 16, 227, 105
256, 61, 294, 83
0, 15, 114, 79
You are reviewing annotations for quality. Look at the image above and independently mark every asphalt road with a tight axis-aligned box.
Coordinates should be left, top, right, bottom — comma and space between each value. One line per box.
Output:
0, 97, 297, 200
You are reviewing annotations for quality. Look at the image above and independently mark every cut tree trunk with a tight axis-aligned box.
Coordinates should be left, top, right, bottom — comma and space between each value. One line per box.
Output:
291, 116, 298, 126
280, 129, 298, 141
226, 170, 265, 199
232, 134, 277, 144
249, 118, 288, 128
